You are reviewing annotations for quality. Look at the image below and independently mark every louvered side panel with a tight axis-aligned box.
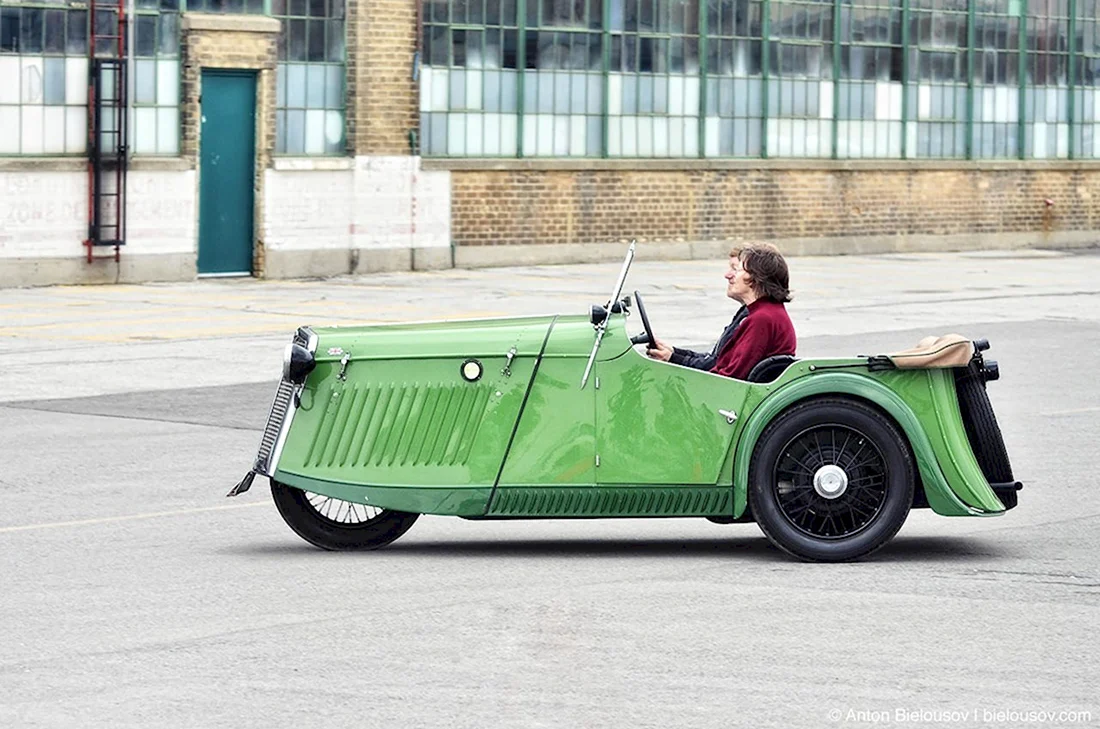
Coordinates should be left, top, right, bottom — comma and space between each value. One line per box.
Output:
316, 383, 493, 469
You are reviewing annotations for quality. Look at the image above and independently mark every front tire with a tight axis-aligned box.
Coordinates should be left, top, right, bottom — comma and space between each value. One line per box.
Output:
749, 398, 915, 562
271, 480, 419, 551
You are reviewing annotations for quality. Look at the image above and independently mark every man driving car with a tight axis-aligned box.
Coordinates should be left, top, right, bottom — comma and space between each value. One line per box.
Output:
645, 243, 796, 380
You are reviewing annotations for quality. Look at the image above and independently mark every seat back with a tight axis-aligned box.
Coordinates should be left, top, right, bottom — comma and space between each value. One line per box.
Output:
746, 355, 798, 383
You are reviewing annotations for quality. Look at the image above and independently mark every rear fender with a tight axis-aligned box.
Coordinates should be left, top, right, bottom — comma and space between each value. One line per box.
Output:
730, 371, 1005, 519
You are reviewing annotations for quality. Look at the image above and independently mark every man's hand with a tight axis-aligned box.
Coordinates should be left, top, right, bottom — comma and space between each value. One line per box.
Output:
646, 338, 673, 362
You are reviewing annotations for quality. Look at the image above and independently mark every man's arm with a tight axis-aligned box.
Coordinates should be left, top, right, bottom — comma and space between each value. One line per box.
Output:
669, 347, 718, 370
669, 308, 748, 370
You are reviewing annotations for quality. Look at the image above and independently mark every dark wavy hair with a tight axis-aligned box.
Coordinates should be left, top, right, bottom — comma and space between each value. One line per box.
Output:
732, 243, 792, 303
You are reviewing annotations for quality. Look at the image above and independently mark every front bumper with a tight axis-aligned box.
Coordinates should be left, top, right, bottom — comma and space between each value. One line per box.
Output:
226, 328, 315, 497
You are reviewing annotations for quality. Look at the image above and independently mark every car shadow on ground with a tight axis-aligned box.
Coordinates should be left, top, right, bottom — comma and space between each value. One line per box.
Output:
219, 535, 1011, 563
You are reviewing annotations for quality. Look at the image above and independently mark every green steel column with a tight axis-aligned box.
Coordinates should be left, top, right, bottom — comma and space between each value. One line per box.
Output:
1018, 0, 1027, 159
762, 0, 770, 158
1068, 0, 1077, 159
832, 0, 841, 159
966, 0, 975, 159
517, 0, 527, 158
602, 0, 610, 157
698, 0, 707, 157
901, 0, 910, 159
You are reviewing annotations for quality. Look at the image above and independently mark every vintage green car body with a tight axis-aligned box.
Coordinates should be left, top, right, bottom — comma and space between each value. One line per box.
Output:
263, 313, 1006, 522
230, 248, 1020, 560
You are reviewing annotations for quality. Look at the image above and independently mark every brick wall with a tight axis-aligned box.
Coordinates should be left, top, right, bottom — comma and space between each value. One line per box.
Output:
447, 166, 1100, 249
181, 13, 279, 275
349, 0, 418, 156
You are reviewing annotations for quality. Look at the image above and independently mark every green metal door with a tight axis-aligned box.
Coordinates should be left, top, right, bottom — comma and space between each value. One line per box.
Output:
198, 70, 256, 276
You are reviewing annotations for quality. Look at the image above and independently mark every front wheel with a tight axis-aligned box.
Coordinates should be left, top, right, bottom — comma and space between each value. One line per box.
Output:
271, 480, 419, 551
749, 398, 915, 562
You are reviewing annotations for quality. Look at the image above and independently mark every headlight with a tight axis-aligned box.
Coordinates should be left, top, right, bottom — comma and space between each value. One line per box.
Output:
283, 342, 316, 384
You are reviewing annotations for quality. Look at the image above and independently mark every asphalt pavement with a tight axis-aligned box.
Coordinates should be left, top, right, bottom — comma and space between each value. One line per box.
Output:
1, 248, 1099, 729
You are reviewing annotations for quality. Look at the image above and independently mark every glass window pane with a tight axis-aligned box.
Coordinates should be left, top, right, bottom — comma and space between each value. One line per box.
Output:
305, 108, 325, 153
157, 59, 179, 105
324, 109, 343, 153
136, 15, 156, 57
326, 20, 344, 61
156, 107, 179, 154
157, 13, 179, 55
136, 59, 156, 103
306, 64, 325, 107
324, 65, 343, 108
276, 109, 287, 153
1, 9, 19, 53
308, 20, 325, 62
286, 109, 306, 153
286, 63, 307, 106
44, 57, 65, 104
289, 19, 307, 61
44, 10, 65, 53
22, 9, 45, 53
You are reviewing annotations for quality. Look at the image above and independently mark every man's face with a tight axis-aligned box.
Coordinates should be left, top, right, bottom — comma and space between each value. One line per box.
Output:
724, 255, 754, 303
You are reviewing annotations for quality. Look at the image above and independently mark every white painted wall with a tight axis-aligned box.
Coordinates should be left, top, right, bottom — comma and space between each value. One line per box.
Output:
2, 155, 449, 277
0, 169, 195, 259
263, 167, 353, 251
127, 170, 197, 256
264, 156, 450, 253
0, 172, 85, 257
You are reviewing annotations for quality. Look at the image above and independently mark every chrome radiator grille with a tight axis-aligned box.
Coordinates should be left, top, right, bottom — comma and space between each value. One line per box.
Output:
254, 379, 296, 475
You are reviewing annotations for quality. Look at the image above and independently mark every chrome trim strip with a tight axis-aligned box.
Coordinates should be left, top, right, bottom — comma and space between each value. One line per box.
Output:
260, 327, 319, 477
265, 387, 299, 477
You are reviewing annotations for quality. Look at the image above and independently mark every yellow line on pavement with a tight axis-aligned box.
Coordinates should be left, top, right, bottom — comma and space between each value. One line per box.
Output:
1043, 406, 1100, 416
0, 502, 268, 534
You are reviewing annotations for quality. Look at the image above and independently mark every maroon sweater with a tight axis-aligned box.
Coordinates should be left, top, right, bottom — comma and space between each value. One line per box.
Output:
710, 298, 797, 380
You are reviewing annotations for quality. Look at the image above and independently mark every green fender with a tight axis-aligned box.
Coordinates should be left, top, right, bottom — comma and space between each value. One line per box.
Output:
729, 371, 1006, 519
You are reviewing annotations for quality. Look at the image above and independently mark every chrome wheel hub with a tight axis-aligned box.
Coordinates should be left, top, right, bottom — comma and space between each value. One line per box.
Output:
812, 464, 849, 500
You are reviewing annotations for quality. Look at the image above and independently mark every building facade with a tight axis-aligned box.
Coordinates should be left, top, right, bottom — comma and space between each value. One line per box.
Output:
1, 0, 1098, 286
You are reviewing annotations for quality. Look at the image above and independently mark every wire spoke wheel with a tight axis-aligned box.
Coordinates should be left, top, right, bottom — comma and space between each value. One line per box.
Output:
749, 398, 915, 562
774, 424, 888, 539
304, 491, 384, 526
271, 481, 419, 551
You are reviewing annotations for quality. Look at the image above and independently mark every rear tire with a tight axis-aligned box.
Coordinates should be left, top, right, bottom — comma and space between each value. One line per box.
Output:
271, 480, 419, 551
749, 398, 915, 562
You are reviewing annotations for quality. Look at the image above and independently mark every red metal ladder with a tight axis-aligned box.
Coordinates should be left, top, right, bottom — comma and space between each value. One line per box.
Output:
84, 0, 128, 264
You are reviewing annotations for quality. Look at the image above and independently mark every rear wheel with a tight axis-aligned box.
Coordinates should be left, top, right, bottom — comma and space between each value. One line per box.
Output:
749, 398, 915, 562
271, 480, 419, 551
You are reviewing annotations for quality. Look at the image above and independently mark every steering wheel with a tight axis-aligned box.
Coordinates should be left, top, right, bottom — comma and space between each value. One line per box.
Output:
630, 290, 656, 347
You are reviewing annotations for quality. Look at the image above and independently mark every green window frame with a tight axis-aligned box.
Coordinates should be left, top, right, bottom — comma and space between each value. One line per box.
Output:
273, 0, 347, 155
419, 0, 1100, 158
1, 0, 347, 157
0, 0, 90, 155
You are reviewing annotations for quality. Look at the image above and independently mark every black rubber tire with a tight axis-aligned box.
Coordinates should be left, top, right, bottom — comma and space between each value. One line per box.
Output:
749, 397, 915, 562
271, 480, 419, 551
953, 365, 1014, 484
